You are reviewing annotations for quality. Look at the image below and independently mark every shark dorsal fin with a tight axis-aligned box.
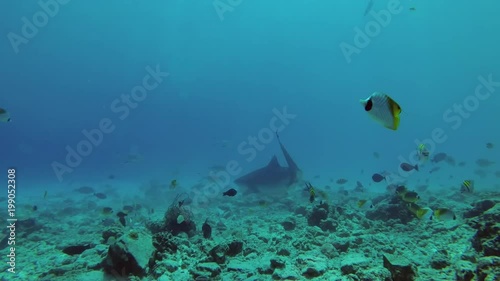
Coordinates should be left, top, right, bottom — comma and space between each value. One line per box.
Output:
267, 156, 280, 167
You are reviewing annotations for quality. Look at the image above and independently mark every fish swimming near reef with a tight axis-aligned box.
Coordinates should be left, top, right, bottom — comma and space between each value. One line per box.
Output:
360, 92, 402, 130
400, 162, 418, 172
402, 191, 420, 203
357, 199, 373, 210
306, 182, 315, 203
74, 186, 94, 194
223, 188, 237, 197
431, 153, 447, 163
460, 180, 474, 193
372, 173, 386, 183
234, 132, 301, 192
432, 208, 456, 221
116, 211, 127, 227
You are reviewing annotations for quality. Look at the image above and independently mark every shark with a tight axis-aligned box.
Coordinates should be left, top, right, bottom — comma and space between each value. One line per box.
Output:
234, 133, 301, 192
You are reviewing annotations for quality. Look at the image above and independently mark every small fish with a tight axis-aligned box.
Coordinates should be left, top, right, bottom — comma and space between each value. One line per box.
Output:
402, 191, 420, 203
409, 7, 416, 11
116, 211, 127, 227
336, 178, 348, 185
432, 208, 456, 221
123, 205, 134, 213
476, 158, 495, 167
43, 191, 48, 199
94, 192, 107, 199
460, 180, 474, 193
75, 186, 95, 194
431, 153, 447, 163
102, 207, 113, 215
202, 218, 212, 239
417, 144, 430, 161
357, 200, 373, 209
108, 174, 115, 180
407, 203, 433, 220
419, 208, 434, 220
223, 188, 237, 197
373, 152, 380, 159
360, 92, 402, 130
372, 173, 386, 183
486, 142, 494, 149
178, 200, 185, 208
400, 163, 418, 172
0, 108, 12, 123
395, 185, 408, 197
458, 162, 466, 167
308, 182, 315, 203
32, 205, 38, 211
170, 179, 177, 189
495, 171, 500, 178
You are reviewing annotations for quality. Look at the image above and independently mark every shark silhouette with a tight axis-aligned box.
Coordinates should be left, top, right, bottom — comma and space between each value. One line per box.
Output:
234, 133, 301, 192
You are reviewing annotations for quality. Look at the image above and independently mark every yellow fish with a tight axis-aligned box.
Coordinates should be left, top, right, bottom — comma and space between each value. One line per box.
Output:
433, 208, 456, 221
395, 185, 408, 197
407, 203, 432, 220
416, 208, 432, 220
305, 182, 316, 203
406, 202, 420, 214
417, 144, 430, 161
402, 191, 420, 203
360, 92, 402, 130
102, 207, 113, 215
460, 180, 474, 193
357, 199, 373, 209
309, 187, 315, 203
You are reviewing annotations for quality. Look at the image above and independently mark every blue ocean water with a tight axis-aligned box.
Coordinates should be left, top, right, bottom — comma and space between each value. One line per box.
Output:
1, 0, 498, 192
0, 0, 499, 280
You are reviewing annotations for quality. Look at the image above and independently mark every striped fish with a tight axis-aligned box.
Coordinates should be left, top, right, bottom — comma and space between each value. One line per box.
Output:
360, 92, 401, 130
461, 180, 474, 193
309, 187, 315, 203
